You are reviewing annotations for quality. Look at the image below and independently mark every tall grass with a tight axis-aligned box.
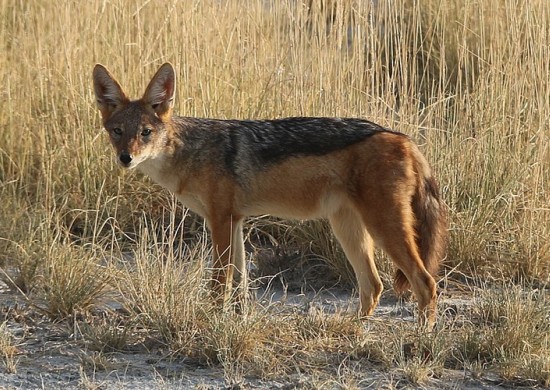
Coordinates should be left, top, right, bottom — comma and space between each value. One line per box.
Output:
1, 0, 547, 285
0, 0, 549, 386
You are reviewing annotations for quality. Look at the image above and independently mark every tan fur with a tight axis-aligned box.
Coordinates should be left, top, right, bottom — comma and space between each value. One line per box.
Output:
93, 63, 448, 329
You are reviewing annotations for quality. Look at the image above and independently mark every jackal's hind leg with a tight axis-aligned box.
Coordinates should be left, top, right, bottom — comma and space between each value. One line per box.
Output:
329, 207, 383, 317
359, 201, 437, 329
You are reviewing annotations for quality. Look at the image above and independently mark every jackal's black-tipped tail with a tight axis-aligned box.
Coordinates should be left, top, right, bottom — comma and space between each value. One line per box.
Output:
394, 146, 448, 294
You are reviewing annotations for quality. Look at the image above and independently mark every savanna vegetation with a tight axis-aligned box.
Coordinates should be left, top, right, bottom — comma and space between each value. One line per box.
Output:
0, 1, 548, 388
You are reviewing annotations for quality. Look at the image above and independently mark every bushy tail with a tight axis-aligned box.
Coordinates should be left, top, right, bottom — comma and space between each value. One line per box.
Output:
394, 145, 448, 294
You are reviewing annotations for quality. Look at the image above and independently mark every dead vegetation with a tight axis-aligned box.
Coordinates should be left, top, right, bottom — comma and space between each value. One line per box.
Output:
0, 0, 548, 388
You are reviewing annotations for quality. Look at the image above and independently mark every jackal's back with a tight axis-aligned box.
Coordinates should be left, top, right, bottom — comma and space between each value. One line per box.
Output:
173, 116, 395, 177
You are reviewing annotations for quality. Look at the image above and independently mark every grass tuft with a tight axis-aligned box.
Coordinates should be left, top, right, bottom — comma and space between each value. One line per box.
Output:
43, 243, 112, 319
0, 321, 18, 374
458, 285, 550, 386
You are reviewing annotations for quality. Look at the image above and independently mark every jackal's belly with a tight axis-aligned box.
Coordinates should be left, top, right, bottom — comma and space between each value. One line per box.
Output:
240, 188, 346, 220
239, 155, 352, 219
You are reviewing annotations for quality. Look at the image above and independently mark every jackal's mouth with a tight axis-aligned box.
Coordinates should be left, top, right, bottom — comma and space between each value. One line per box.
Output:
117, 160, 141, 170
118, 161, 133, 169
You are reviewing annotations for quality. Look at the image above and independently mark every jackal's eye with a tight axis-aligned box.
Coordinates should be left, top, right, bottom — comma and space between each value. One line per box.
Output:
141, 128, 152, 137
112, 127, 122, 136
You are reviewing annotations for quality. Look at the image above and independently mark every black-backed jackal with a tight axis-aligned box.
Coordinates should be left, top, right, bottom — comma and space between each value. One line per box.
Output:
93, 63, 447, 328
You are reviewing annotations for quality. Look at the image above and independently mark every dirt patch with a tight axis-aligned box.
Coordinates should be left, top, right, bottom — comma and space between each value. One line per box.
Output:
0, 277, 521, 390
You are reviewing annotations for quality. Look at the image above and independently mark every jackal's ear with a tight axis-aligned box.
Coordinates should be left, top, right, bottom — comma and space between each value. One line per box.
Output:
93, 64, 129, 121
142, 63, 176, 121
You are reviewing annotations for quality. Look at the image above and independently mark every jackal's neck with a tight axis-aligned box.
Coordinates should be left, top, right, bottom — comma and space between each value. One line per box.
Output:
135, 117, 209, 194
137, 153, 183, 195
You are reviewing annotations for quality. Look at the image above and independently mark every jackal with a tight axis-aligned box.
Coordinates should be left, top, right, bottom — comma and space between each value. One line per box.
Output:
93, 62, 447, 328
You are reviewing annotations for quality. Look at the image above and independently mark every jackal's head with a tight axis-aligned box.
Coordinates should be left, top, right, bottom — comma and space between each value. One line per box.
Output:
92, 63, 176, 169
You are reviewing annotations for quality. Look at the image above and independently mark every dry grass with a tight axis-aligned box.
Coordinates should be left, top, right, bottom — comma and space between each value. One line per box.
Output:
0, 0, 549, 387
459, 285, 550, 386
0, 321, 18, 374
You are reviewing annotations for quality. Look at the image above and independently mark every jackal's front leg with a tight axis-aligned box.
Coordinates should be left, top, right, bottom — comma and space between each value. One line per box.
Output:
231, 219, 248, 307
208, 215, 246, 308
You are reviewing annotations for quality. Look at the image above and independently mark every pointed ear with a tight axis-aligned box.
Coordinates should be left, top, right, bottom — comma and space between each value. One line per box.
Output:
142, 63, 176, 121
93, 64, 129, 121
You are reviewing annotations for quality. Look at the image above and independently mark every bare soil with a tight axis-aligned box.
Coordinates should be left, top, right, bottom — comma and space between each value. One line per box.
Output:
0, 277, 519, 390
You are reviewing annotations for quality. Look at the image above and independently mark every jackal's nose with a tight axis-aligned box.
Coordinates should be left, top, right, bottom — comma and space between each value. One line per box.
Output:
119, 151, 132, 166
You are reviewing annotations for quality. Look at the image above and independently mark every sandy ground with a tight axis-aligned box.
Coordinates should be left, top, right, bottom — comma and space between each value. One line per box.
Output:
0, 278, 514, 390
